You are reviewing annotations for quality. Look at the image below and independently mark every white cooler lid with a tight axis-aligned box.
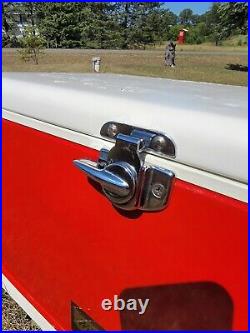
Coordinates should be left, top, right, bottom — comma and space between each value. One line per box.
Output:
2, 72, 248, 183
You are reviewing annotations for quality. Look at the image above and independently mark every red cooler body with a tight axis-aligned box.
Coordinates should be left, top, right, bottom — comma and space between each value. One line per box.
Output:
2, 73, 248, 330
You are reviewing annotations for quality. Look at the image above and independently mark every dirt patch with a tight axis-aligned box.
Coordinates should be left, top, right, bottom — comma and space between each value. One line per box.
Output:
2, 289, 41, 331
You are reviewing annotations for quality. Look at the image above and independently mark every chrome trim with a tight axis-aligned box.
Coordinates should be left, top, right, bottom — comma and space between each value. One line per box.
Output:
100, 122, 176, 158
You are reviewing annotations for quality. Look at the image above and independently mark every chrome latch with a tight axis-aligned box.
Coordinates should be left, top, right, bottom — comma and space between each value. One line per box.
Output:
74, 122, 175, 211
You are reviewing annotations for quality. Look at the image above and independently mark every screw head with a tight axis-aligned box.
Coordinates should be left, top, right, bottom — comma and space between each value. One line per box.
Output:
151, 183, 166, 199
107, 123, 118, 138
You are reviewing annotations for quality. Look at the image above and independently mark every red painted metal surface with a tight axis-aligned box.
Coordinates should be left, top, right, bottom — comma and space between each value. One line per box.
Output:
2, 119, 248, 330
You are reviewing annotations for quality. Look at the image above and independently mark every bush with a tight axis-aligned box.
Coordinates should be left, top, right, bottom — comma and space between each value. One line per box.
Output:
167, 25, 181, 41
185, 31, 205, 44
195, 36, 203, 44
185, 25, 206, 45
18, 27, 45, 64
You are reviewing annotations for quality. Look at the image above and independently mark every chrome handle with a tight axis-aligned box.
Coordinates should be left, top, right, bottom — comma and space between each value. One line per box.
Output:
73, 159, 131, 197
74, 123, 175, 211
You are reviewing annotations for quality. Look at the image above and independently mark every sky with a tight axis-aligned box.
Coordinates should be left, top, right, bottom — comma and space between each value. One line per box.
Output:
165, 2, 212, 15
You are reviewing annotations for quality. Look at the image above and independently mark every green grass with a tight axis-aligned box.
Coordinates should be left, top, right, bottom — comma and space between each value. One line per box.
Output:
2, 47, 248, 86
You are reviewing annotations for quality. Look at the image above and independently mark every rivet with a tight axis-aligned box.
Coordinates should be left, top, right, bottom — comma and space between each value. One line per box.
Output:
107, 123, 118, 138
151, 135, 166, 152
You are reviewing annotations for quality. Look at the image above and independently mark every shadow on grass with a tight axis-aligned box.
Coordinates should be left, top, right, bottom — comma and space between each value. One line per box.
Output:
225, 63, 248, 72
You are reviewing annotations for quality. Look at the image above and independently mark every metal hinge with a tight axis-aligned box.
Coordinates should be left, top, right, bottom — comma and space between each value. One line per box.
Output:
74, 122, 175, 211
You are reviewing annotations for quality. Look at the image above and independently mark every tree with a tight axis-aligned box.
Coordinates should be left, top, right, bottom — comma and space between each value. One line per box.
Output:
197, 3, 223, 45
219, 2, 248, 38
5, 2, 221, 49
199, 2, 248, 45
153, 9, 178, 43
36, 2, 121, 49
84, 2, 121, 49
206, 3, 222, 45
116, 2, 163, 49
191, 14, 201, 26
2, 2, 19, 46
18, 2, 38, 34
179, 8, 193, 26
130, 3, 163, 48
3, 2, 44, 47
36, 2, 88, 48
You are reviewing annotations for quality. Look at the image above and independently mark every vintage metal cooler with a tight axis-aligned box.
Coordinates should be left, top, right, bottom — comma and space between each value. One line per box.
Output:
2, 73, 248, 330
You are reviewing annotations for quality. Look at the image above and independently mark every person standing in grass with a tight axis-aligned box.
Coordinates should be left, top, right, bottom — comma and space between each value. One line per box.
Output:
165, 41, 176, 67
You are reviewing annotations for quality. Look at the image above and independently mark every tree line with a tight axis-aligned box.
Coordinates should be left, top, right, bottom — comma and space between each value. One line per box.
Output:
2, 2, 248, 49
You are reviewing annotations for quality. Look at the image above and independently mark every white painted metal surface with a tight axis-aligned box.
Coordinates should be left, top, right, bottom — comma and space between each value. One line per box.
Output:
2, 274, 56, 331
2, 72, 248, 183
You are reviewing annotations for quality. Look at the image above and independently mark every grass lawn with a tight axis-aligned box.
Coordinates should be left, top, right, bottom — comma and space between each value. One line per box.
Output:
2, 46, 248, 86
148, 37, 248, 52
